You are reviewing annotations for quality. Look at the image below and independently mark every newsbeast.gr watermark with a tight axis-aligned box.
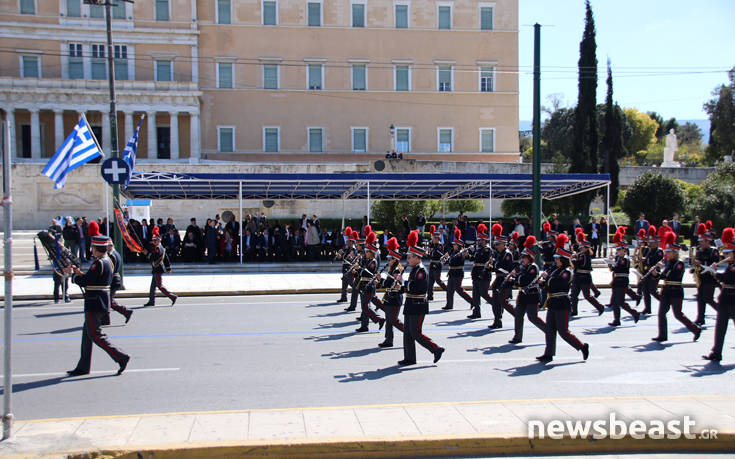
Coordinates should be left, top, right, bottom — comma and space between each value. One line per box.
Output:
528, 413, 719, 440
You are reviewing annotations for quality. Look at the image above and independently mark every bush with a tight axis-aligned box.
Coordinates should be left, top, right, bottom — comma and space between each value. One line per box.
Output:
691, 163, 735, 230
622, 171, 685, 226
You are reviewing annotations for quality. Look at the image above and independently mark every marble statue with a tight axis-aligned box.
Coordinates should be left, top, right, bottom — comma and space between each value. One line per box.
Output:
661, 128, 680, 167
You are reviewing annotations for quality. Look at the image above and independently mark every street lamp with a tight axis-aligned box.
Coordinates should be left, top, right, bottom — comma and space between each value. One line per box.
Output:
386, 124, 402, 160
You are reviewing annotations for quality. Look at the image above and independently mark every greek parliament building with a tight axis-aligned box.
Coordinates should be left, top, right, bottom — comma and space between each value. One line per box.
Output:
0, 0, 519, 227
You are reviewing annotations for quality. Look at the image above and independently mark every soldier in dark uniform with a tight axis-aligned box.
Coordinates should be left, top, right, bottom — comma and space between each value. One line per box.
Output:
443, 228, 473, 311
399, 230, 445, 366
376, 237, 405, 347
336, 227, 356, 303
427, 225, 447, 301
539, 222, 556, 307
508, 236, 546, 343
570, 232, 605, 316
468, 224, 493, 319
638, 226, 663, 315
606, 231, 641, 326
344, 231, 363, 312
536, 234, 590, 363
652, 232, 702, 342
143, 226, 177, 307
50, 225, 71, 304
488, 224, 517, 329
355, 232, 385, 332
703, 228, 735, 361
65, 235, 130, 376
692, 224, 720, 325
107, 236, 133, 323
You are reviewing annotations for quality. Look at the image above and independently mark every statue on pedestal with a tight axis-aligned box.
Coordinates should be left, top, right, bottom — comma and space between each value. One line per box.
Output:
661, 128, 680, 168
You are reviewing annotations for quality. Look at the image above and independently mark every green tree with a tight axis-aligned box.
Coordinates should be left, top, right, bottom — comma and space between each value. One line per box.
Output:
677, 122, 703, 145
570, 0, 599, 215
541, 108, 575, 161
621, 171, 685, 226
623, 108, 658, 156
599, 60, 626, 207
371, 200, 444, 235
691, 163, 735, 230
704, 67, 735, 163
447, 200, 484, 214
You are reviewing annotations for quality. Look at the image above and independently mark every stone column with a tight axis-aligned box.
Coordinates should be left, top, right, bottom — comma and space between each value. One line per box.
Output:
7, 108, 16, 159
169, 112, 179, 159
54, 110, 64, 151
101, 111, 111, 155
147, 111, 157, 159
124, 112, 133, 143
30, 108, 41, 159
189, 112, 200, 161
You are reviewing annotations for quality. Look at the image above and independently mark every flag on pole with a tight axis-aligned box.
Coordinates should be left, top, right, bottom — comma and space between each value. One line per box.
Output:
42, 114, 103, 189
121, 115, 144, 190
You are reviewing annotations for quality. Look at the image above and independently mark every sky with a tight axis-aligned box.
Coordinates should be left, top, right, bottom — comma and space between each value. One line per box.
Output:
517, 0, 735, 122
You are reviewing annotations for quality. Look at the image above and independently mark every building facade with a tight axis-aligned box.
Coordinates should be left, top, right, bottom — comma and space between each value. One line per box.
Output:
0, 0, 518, 164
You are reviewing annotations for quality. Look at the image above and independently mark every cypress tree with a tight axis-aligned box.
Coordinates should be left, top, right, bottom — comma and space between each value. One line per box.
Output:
600, 59, 625, 207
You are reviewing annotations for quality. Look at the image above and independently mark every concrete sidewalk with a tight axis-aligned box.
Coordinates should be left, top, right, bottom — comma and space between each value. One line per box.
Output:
1, 395, 733, 458
1, 267, 698, 301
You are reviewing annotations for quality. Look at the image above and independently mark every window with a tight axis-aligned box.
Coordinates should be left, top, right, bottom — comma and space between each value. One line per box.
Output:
68, 43, 83, 79
66, 0, 81, 17
352, 128, 367, 153
156, 60, 173, 82
352, 64, 366, 90
307, 1, 321, 26
438, 5, 451, 29
112, 1, 126, 19
480, 5, 493, 30
90, 2, 104, 18
395, 3, 408, 28
263, 127, 280, 152
20, 0, 34, 14
480, 129, 495, 153
308, 128, 323, 152
395, 65, 409, 91
438, 128, 453, 152
21, 56, 39, 78
307, 64, 322, 90
396, 128, 410, 152
263, 0, 277, 25
155, 0, 169, 21
263, 64, 279, 89
351, 2, 365, 27
438, 65, 452, 91
218, 127, 235, 153
91, 44, 106, 80
114, 45, 128, 80
480, 66, 494, 92
217, 62, 233, 88
217, 0, 231, 24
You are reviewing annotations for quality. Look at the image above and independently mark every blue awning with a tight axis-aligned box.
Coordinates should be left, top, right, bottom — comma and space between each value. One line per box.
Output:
122, 172, 611, 201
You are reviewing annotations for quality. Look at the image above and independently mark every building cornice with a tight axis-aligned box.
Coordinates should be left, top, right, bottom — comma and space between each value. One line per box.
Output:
0, 21, 199, 45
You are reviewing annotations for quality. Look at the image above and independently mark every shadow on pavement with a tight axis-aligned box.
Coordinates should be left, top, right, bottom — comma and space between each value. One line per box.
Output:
497, 360, 584, 377
314, 321, 358, 330
679, 362, 735, 377
627, 341, 687, 352
334, 364, 435, 382
447, 327, 496, 339
306, 302, 339, 308
0, 373, 117, 394
468, 343, 544, 355
19, 326, 82, 336
304, 331, 364, 342
34, 311, 83, 319
310, 311, 350, 318
582, 325, 628, 335
322, 347, 392, 359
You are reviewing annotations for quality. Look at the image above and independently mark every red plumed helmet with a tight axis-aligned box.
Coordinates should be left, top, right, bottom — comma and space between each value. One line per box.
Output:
543, 221, 551, 232
386, 237, 400, 252
555, 233, 569, 249
454, 227, 462, 242
578, 231, 586, 243
648, 225, 657, 237
430, 224, 436, 234
524, 235, 537, 248
344, 226, 352, 236
477, 223, 487, 236
363, 225, 371, 236
722, 227, 734, 245
697, 223, 707, 235
152, 226, 160, 238
657, 225, 669, 238
365, 231, 377, 246
491, 223, 503, 237
88, 220, 100, 237
706, 220, 713, 230
407, 229, 419, 248
511, 231, 519, 241
576, 227, 584, 234
637, 228, 646, 239
662, 231, 676, 250
613, 232, 623, 245
617, 226, 627, 235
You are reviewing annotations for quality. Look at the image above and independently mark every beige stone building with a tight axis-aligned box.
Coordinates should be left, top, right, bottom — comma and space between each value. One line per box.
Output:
0, 0, 518, 164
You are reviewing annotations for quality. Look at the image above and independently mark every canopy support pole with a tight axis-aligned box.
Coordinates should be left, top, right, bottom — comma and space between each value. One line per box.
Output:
341, 198, 345, 230
239, 181, 243, 264
606, 183, 610, 258
367, 181, 370, 226
489, 181, 493, 245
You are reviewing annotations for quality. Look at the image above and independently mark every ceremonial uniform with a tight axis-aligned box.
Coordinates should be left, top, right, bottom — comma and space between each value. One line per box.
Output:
67, 236, 129, 376
489, 248, 517, 327
469, 243, 493, 318
339, 245, 356, 303
694, 245, 720, 324
444, 248, 472, 310
640, 245, 664, 314
654, 257, 700, 341
427, 241, 445, 301
108, 247, 133, 323
608, 254, 640, 326
706, 258, 735, 360
144, 242, 177, 306
540, 266, 587, 360
510, 261, 546, 342
378, 263, 405, 346
570, 251, 604, 315
539, 240, 556, 307
401, 262, 443, 364
356, 256, 384, 331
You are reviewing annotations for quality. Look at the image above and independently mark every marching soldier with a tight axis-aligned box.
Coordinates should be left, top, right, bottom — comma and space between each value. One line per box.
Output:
508, 236, 547, 344
536, 234, 590, 363
539, 222, 557, 307
399, 230, 445, 366
427, 225, 447, 301
692, 223, 720, 325
606, 230, 641, 326
65, 235, 130, 376
355, 232, 385, 333
488, 224, 517, 329
570, 231, 605, 316
336, 227, 356, 303
376, 237, 405, 347
143, 226, 177, 307
703, 227, 735, 361
652, 231, 702, 342
638, 226, 663, 315
468, 224, 493, 319
107, 235, 133, 324
443, 228, 473, 311
345, 230, 365, 312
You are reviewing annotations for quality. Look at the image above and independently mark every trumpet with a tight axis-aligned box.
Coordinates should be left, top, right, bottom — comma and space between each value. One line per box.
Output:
440, 246, 469, 263
702, 260, 730, 276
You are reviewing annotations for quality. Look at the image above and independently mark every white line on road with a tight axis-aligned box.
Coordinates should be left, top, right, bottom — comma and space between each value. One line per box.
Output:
3, 368, 180, 378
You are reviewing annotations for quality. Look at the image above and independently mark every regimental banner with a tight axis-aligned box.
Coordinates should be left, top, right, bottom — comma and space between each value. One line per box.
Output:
114, 208, 144, 253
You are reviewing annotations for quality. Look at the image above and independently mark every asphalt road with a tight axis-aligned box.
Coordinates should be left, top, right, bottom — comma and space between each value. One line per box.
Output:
5, 288, 734, 420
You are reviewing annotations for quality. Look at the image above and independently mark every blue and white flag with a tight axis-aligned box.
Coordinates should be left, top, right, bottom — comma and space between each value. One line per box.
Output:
42, 114, 103, 189
121, 115, 144, 189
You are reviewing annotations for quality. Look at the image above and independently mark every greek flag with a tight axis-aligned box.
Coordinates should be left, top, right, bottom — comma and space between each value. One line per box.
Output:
121, 115, 144, 189
42, 115, 103, 189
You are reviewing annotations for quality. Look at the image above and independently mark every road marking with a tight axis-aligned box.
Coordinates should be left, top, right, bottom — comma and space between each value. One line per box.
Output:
3, 368, 180, 378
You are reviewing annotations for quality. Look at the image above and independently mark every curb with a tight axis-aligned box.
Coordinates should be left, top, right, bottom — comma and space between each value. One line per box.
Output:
59, 432, 735, 459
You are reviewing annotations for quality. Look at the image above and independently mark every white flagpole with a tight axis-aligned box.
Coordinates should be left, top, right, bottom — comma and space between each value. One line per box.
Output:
105, 182, 110, 236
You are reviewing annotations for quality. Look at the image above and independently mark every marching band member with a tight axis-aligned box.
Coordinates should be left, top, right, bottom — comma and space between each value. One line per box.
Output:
638, 226, 663, 315
376, 237, 405, 348
570, 231, 605, 316
468, 224, 493, 319
692, 223, 720, 325
427, 225, 447, 301
507, 236, 547, 344
336, 227, 356, 303
606, 229, 641, 327
488, 224, 517, 329
345, 228, 365, 312
703, 228, 735, 361
355, 231, 385, 333
443, 228, 473, 311
142, 226, 177, 307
